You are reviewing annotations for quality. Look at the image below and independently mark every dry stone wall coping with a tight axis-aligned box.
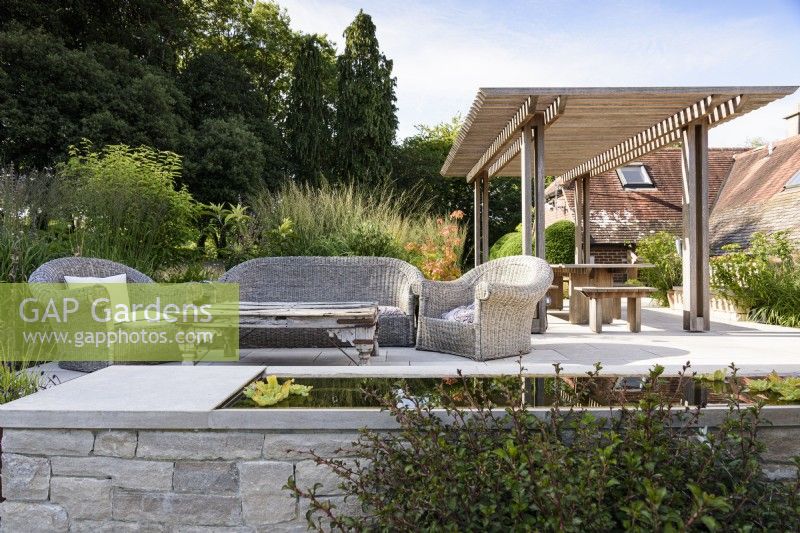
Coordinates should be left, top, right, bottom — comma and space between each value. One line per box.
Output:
2, 366, 800, 431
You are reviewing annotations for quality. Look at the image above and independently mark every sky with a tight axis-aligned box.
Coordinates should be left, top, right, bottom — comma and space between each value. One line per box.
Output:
278, 0, 800, 147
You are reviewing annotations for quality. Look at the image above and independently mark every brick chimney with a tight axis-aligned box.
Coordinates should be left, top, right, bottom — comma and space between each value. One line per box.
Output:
785, 103, 800, 138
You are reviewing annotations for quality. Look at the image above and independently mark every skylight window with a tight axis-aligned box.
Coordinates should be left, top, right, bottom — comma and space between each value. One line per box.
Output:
616, 164, 654, 188
786, 169, 800, 189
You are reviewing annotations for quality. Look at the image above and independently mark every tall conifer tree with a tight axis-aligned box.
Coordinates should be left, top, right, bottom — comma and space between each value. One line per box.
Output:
335, 10, 397, 182
286, 35, 332, 183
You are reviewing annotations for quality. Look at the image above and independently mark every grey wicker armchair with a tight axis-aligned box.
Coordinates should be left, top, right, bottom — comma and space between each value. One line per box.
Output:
219, 256, 424, 347
28, 257, 154, 372
414, 256, 553, 361
28, 257, 154, 285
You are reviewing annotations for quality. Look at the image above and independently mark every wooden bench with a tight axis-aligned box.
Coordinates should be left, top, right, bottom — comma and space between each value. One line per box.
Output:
575, 286, 657, 333
546, 284, 563, 310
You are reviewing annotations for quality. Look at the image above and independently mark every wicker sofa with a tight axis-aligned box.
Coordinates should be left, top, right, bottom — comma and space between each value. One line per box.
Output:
28, 257, 155, 372
219, 256, 424, 347
414, 255, 553, 361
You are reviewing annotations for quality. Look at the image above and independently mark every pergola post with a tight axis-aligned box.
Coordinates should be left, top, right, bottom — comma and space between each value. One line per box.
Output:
680, 122, 710, 332
533, 116, 546, 260
573, 175, 590, 262
520, 124, 533, 255
481, 172, 490, 261
574, 178, 584, 262
531, 115, 547, 333
473, 178, 482, 267
582, 176, 590, 261
473, 171, 490, 266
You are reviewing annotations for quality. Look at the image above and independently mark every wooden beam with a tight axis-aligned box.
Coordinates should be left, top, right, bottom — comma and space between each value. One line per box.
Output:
486, 96, 565, 177
488, 137, 523, 177
543, 95, 567, 126
580, 96, 712, 178
593, 129, 682, 176
572, 176, 591, 262
521, 124, 533, 255
544, 94, 745, 199
681, 122, 710, 332
467, 96, 537, 182
591, 95, 745, 175
555, 95, 714, 186
443, 87, 796, 179
707, 95, 743, 125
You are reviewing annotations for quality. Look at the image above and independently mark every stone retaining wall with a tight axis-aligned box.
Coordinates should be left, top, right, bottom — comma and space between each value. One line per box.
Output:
1, 418, 798, 531
0, 429, 362, 532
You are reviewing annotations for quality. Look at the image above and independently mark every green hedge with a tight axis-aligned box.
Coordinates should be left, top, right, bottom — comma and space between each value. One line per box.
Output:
289, 366, 800, 531
489, 220, 575, 263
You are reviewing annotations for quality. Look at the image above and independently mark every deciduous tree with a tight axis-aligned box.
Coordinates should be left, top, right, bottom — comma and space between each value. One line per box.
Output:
0, 26, 187, 168
182, 117, 267, 204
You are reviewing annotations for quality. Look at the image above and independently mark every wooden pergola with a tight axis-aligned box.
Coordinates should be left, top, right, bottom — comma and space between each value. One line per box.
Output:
440, 86, 797, 332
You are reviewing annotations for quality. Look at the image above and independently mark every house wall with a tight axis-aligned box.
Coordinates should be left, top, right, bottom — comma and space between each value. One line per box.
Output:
590, 245, 629, 265
590, 245, 632, 282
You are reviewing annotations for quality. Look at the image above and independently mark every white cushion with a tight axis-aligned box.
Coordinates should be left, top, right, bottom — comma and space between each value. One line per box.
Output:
441, 303, 475, 324
64, 274, 130, 321
64, 274, 127, 285
378, 305, 406, 317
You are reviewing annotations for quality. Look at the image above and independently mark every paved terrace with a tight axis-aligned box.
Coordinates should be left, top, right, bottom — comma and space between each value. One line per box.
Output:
36, 304, 800, 385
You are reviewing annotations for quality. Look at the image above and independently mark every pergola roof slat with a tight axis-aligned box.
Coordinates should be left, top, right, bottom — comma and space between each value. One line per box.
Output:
441, 86, 797, 185
466, 95, 537, 181
557, 95, 713, 184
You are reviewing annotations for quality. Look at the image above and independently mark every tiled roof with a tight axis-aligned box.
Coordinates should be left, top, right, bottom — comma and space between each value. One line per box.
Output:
709, 135, 800, 252
548, 148, 742, 245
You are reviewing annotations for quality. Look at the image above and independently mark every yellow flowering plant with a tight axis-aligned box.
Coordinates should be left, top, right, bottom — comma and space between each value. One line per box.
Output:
243, 375, 313, 407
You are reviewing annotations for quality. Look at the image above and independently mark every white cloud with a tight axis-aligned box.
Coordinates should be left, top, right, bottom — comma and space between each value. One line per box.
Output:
278, 0, 800, 146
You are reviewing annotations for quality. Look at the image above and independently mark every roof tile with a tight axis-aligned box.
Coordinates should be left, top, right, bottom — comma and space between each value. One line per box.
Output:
710, 135, 800, 251
550, 148, 741, 244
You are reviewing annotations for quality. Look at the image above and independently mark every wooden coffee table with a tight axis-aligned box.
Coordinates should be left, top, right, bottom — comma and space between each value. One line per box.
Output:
237, 301, 379, 365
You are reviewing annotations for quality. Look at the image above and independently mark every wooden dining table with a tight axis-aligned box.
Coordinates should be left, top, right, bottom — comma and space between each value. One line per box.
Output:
550, 263, 654, 325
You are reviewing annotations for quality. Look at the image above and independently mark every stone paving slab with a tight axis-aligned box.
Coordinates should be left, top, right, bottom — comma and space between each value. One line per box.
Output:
218, 307, 800, 376
5, 365, 264, 411
0, 365, 265, 428
25, 306, 800, 384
